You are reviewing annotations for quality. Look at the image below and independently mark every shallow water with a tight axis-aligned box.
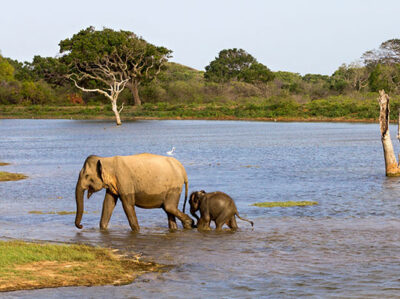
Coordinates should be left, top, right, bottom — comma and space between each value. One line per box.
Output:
1, 119, 400, 298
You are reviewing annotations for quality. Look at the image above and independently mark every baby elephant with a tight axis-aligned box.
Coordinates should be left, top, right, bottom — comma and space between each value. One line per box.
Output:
189, 190, 253, 231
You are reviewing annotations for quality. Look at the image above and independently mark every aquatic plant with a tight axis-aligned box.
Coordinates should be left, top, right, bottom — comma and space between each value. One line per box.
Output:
0, 171, 27, 182
252, 201, 318, 207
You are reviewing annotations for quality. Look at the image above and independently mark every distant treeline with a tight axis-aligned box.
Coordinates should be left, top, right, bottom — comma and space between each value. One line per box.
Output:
1, 28, 400, 121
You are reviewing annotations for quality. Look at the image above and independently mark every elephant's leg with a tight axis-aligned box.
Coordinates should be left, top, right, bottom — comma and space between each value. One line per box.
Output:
120, 194, 140, 232
100, 191, 118, 230
163, 191, 194, 229
215, 212, 231, 231
197, 216, 211, 231
227, 216, 238, 230
165, 210, 178, 230
215, 220, 224, 231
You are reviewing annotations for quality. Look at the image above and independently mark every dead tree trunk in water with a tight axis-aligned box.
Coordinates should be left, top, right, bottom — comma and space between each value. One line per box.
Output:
378, 89, 400, 176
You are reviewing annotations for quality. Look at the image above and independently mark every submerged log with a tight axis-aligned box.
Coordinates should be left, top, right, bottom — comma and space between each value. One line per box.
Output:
378, 90, 400, 176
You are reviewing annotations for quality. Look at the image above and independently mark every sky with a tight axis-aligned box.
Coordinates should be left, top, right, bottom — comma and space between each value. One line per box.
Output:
1, 0, 400, 75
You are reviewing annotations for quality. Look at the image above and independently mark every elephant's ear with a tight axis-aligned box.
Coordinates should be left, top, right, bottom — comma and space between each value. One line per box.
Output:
189, 192, 196, 204
97, 160, 118, 195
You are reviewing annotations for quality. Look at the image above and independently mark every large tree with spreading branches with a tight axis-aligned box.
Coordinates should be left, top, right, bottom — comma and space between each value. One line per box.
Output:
204, 48, 274, 83
59, 26, 171, 125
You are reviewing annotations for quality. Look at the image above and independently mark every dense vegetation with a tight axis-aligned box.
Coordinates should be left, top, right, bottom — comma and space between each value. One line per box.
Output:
2, 31, 400, 121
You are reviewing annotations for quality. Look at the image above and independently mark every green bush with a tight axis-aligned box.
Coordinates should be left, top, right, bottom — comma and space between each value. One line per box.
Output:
20, 81, 57, 105
0, 81, 21, 104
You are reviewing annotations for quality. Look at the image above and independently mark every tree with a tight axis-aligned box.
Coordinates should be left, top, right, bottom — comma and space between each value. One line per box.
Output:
361, 39, 400, 93
362, 39, 400, 66
0, 55, 15, 82
59, 27, 171, 124
4, 58, 36, 81
124, 41, 171, 106
368, 63, 400, 93
330, 62, 369, 92
204, 48, 274, 83
60, 27, 132, 125
28, 56, 69, 86
377, 90, 400, 176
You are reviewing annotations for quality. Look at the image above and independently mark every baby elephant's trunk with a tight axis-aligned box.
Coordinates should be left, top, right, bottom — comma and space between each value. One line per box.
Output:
236, 213, 254, 227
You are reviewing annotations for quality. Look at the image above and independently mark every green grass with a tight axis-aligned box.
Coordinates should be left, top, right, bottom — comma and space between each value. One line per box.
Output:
0, 241, 166, 292
0, 241, 98, 267
252, 201, 318, 207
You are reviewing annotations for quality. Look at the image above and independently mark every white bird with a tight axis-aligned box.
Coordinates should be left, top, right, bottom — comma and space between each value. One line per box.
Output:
166, 147, 175, 156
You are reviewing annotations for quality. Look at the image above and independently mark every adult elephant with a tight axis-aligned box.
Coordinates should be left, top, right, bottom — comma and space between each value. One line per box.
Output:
74, 153, 194, 231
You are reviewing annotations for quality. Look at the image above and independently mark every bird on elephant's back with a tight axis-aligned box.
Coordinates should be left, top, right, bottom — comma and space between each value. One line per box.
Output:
74, 153, 194, 231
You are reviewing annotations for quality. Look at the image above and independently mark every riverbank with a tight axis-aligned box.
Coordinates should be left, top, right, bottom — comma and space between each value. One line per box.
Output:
0, 241, 165, 292
0, 100, 383, 123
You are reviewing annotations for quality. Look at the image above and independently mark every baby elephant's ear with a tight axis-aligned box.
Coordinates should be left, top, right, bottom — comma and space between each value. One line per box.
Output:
189, 192, 196, 202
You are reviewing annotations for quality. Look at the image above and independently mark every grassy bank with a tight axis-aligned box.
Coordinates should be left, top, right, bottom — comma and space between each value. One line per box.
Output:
0, 241, 165, 292
0, 95, 388, 122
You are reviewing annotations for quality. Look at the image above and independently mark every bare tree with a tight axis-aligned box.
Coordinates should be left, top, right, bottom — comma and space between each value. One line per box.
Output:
68, 56, 129, 125
377, 90, 400, 176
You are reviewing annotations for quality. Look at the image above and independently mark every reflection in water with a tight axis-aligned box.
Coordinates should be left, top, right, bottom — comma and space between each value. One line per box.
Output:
1, 119, 400, 298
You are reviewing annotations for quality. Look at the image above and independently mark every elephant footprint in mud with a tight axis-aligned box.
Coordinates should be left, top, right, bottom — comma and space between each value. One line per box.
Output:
75, 153, 194, 231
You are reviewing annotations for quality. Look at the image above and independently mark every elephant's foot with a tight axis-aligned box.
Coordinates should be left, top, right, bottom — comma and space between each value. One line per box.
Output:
182, 218, 195, 229
168, 221, 178, 230
197, 225, 211, 231
99, 223, 108, 230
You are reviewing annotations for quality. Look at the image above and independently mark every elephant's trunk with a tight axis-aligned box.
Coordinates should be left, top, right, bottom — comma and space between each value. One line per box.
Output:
190, 209, 200, 223
75, 181, 85, 229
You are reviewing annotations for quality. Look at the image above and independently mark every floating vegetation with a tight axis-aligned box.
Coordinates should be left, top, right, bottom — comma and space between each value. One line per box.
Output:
252, 201, 318, 208
28, 211, 95, 215
0, 171, 27, 182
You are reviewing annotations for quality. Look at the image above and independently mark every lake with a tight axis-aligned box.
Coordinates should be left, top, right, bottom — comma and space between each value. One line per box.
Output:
1, 119, 400, 298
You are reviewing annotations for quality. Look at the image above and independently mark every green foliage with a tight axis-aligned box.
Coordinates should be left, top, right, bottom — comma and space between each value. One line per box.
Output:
28, 56, 69, 86
5, 58, 36, 81
305, 95, 379, 119
330, 63, 369, 92
0, 81, 21, 104
59, 26, 171, 106
204, 48, 274, 83
20, 81, 58, 105
0, 55, 15, 81
240, 62, 275, 83
302, 73, 330, 83
368, 63, 400, 92
274, 71, 303, 93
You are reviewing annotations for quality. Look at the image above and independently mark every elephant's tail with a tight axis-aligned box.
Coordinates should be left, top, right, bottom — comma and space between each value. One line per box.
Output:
183, 177, 188, 213
236, 213, 254, 227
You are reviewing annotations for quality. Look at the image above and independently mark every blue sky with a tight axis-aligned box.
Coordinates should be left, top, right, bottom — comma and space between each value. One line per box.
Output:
1, 0, 400, 75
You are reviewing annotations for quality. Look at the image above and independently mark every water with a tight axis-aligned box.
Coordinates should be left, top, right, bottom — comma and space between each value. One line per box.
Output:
1, 119, 400, 298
